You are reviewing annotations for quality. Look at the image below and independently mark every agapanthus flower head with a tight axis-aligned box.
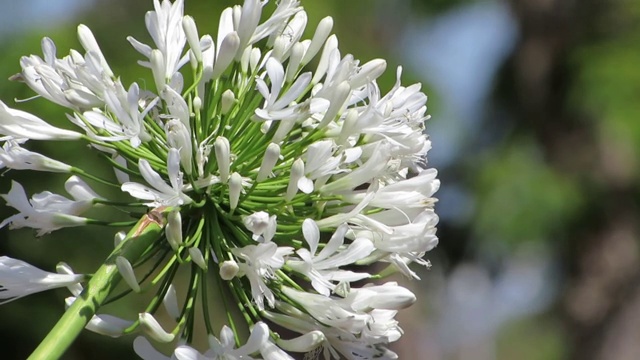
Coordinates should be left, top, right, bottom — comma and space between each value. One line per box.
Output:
0, 1, 439, 359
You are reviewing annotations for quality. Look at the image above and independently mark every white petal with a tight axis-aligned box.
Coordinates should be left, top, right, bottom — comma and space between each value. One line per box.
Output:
133, 336, 171, 360
65, 175, 101, 201
302, 218, 320, 255
0, 256, 83, 304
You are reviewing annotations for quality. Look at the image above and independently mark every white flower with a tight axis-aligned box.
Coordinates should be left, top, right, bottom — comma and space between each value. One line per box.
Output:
65, 297, 134, 337
342, 168, 439, 210
0, 256, 84, 304
122, 148, 193, 207
64, 175, 103, 202
320, 142, 391, 194
72, 81, 158, 147
264, 301, 398, 360
340, 282, 416, 312
139, 312, 175, 343
174, 322, 270, 360
0, 181, 90, 236
281, 287, 370, 334
232, 242, 293, 310
133, 337, 174, 360
0, 0, 438, 358
243, 211, 277, 242
165, 119, 193, 175
295, 140, 353, 194
0, 139, 72, 173
128, 0, 187, 89
287, 220, 373, 296
0, 101, 81, 140
103, 81, 152, 148
77, 24, 114, 78
17, 28, 113, 111
254, 58, 316, 121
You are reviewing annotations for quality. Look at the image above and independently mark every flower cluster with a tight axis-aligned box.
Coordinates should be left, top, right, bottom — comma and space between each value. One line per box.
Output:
0, 0, 439, 359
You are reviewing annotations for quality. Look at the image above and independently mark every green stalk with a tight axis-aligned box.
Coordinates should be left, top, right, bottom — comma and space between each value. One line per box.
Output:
28, 208, 170, 360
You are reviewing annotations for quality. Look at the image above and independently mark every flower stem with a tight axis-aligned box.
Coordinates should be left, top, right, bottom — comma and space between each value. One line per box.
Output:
28, 208, 169, 360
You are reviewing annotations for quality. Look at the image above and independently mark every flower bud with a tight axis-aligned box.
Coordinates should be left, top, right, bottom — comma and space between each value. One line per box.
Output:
256, 143, 280, 182
350, 59, 387, 89
212, 32, 239, 79
229, 172, 242, 210
139, 313, 175, 343
286, 159, 304, 201
219, 260, 239, 280
65, 175, 101, 202
338, 108, 359, 145
77, 24, 113, 77
319, 81, 350, 128
221, 89, 235, 115
189, 247, 207, 270
165, 210, 183, 250
150, 49, 166, 92
214, 136, 231, 183
113, 231, 126, 248
302, 16, 333, 66
193, 96, 202, 113
115, 256, 140, 293
271, 36, 287, 62
182, 16, 202, 62
201, 34, 215, 80
286, 42, 305, 83
163, 284, 180, 320
166, 119, 193, 175
249, 48, 261, 73
312, 35, 338, 84
277, 331, 325, 353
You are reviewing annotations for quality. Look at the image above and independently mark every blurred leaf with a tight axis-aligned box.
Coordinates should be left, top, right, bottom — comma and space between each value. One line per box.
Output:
572, 31, 640, 177
472, 140, 582, 246
497, 316, 567, 360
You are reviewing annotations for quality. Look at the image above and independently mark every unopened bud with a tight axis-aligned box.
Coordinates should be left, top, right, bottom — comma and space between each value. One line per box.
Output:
221, 89, 235, 115
114, 231, 126, 248
139, 313, 175, 343
256, 143, 280, 182
212, 32, 239, 79
116, 256, 140, 293
302, 16, 334, 66
214, 136, 231, 183
219, 260, 239, 280
150, 49, 166, 92
182, 16, 202, 62
165, 210, 183, 250
163, 284, 180, 320
286, 159, 304, 201
229, 172, 242, 210
189, 247, 207, 270
277, 331, 325, 353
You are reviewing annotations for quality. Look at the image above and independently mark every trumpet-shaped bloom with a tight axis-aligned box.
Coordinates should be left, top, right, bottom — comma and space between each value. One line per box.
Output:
232, 242, 293, 310
122, 148, 193, 207
0, 101, 81, 140
0, 181, 90, 236
0, 256, 84, 304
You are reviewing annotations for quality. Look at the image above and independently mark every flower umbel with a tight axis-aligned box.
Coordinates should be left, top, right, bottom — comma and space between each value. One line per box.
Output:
0, 1, 439, 359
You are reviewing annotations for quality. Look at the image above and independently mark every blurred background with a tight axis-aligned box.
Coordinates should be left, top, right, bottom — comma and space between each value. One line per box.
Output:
1, 0, 639, 359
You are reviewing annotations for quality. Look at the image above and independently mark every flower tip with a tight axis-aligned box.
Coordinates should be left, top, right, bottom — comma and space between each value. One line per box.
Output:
139, 313, 175, 343
219, 260, 239, 280
277, 331, 325, 353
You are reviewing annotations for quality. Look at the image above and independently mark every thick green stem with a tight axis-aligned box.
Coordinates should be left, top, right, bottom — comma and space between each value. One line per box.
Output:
28, 208, 169, 360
